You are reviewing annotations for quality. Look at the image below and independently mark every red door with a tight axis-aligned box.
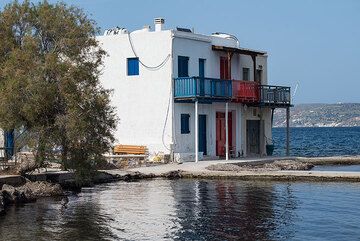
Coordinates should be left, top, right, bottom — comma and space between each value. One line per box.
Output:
216, 112, 233, 157
220, 57, 230, 79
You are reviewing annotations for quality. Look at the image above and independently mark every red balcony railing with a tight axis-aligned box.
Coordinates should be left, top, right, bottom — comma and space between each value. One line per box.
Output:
232, 80, 259, 103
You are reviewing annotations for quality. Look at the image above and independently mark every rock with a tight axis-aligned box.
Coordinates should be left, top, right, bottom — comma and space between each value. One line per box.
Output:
2, 184, 17, 203
22, 181, 63, 197
93, 171, 119, 184
164, 170, 183, 179
1, 184, 32, 203
123, 171, 144, 182
269, 160, 314, 171
207, 160, 314, 172
17, 185, 36, 202
121, 171, 156, 182
13, 152, 37, 175
207, 163, 242, 172
1, 181, 63, 206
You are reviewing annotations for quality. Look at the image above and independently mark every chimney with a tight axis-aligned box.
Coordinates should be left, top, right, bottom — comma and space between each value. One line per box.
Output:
154, 18, 165, 32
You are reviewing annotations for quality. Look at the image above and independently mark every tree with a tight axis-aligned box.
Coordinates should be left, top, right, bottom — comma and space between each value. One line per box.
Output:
0, 0, 117, 181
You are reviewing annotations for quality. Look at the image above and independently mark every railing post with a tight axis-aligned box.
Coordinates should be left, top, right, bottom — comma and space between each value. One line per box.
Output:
286, 106, 290, 156
225, 102, 229, 161
194, 77, 198, 97
195, 100, 199, 163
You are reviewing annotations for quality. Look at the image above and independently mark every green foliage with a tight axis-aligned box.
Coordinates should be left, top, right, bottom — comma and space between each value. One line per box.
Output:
0, 0, 117, 179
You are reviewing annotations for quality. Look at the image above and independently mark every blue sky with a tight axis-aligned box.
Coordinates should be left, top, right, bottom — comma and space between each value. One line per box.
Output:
1, 0, 359, 104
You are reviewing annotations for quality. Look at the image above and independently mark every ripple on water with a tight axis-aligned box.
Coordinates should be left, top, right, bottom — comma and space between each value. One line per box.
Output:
1, 180, 360, 241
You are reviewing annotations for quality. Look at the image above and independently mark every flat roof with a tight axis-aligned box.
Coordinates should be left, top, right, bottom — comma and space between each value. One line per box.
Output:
212, 45, 267, 56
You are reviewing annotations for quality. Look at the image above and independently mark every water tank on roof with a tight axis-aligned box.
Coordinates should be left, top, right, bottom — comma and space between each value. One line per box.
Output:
211, 32, 239, 48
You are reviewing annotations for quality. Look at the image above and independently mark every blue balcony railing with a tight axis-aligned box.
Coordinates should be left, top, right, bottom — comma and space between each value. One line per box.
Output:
174, 77, 232, 102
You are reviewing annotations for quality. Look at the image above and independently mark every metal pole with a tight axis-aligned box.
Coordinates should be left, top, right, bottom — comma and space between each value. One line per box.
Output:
286, 107, 290, 156
225, 102, 229, 161
195, 100, 199, 163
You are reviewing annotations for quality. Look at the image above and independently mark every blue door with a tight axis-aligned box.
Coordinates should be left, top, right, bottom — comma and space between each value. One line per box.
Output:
198, 115, 207, 155
199, 59, 205, 96
5, 130, 14, 158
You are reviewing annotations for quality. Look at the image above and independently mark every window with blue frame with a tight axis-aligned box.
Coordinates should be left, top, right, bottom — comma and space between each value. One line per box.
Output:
181, 114, 190, 134
178, 56, 189, 77
127, 57, 139, 76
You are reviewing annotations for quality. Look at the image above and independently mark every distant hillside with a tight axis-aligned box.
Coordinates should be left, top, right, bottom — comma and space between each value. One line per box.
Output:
273, 103, 360, 127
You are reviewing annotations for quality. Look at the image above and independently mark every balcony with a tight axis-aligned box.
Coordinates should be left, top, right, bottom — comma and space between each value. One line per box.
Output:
232, 80, 259, 103
259, 85, 291, 107
174, 77, 232, 103
174, 77, 291, 107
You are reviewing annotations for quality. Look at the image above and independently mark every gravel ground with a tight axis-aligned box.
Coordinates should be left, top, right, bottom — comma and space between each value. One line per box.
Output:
207, 160, 314, 172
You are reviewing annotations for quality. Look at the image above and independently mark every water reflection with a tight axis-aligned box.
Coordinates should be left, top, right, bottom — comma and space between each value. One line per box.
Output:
1, 180, 360, 240
170, 180, 293, 240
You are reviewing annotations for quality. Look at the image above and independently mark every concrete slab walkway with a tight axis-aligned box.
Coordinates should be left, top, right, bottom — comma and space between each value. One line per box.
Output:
127, 156, 293, 175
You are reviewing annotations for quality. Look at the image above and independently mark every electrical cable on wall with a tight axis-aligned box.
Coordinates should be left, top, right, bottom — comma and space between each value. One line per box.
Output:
161, 82, 173, 151
127, 31, 172, 150
127, 32, 171, 70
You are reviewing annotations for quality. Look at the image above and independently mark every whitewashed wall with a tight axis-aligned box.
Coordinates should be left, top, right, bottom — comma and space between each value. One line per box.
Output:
97, 27, 271, 158
174, 102, 243, 157
172, 32, 269, 157
97, 30, 173, 154
241, 107, 272, 156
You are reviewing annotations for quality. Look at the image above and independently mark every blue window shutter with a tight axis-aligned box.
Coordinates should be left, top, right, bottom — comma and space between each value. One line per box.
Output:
127, 58, 139, 76
181, 114, 190, 134
178, 56, 189, 77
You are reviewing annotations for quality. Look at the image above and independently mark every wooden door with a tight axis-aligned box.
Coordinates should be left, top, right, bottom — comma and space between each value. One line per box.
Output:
198, 115, 207, 155
220, 57, 230, 79
246, 120, 260, 155
216, 112, 232, 157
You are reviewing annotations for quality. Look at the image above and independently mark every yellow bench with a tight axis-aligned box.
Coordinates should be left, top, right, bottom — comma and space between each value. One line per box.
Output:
113, 145, 147, 155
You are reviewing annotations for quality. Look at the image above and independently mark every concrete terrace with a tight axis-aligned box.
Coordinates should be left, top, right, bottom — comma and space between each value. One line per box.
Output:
106, 155, 360, 182
126, 156, 293, 175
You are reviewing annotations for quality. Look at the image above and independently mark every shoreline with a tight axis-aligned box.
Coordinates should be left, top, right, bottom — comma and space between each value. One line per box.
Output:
2, 155, 360, 215
106, 155, 360, 183
0, 155, 360, 215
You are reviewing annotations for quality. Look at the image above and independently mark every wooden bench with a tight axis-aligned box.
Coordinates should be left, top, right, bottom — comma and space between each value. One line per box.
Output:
113, 145, 147, 155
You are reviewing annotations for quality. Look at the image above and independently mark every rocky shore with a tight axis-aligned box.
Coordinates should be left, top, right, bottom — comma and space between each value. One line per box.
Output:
2, 155, 360, 215
0, 181, 63, 215
0, 169, 124, 216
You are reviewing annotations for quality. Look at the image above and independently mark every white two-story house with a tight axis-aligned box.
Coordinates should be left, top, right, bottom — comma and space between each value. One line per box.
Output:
97, 18, 291, 162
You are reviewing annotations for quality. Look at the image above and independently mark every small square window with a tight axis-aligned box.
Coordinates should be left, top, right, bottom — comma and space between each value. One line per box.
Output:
243, 68, 249, 81
181, 114, 190, 134
127, 58, 139, 76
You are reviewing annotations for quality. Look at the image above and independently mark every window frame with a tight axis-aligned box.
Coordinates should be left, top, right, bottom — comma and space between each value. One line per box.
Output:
127, 57, 139, 76
180, 114, 190, 134
242, 67, 250, 81
178, 56, 189, 77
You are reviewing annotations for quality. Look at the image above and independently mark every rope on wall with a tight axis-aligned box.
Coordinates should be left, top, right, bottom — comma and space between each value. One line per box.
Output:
127, 32, 171, 70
